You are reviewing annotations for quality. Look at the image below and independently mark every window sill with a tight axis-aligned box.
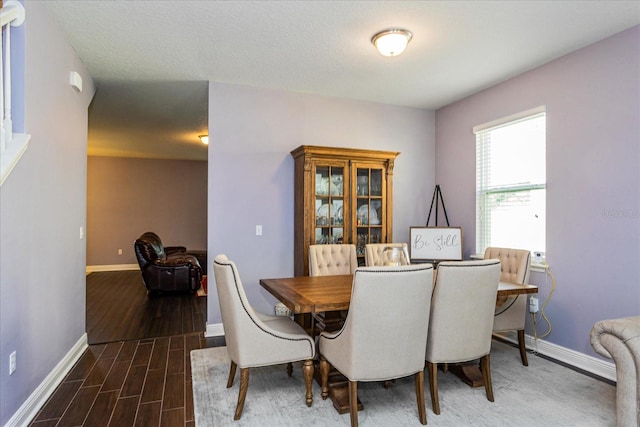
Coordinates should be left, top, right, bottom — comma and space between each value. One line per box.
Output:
470, 253, 548, 273
1, 133, 31, 186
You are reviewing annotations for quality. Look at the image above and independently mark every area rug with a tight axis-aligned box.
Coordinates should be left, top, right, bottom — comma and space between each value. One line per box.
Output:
191, 341, 616, 426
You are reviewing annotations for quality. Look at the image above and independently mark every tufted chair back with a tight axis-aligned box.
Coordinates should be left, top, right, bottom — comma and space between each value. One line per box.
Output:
364, 243, 410, 266
309, 244, 357, 276
483, 247, 531, 284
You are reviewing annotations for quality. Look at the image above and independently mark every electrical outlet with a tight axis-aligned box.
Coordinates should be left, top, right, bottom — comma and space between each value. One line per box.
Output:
529, 296, 539, 313
118, 249, 123, 255
9, 351, 16, 375
256, 225, 262, 236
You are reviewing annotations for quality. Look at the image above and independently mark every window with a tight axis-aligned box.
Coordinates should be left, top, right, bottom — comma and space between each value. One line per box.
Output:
474, 107, 546, 256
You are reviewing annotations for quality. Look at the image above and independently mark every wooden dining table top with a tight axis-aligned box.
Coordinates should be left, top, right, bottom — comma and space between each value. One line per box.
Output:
259, 274, 538, 315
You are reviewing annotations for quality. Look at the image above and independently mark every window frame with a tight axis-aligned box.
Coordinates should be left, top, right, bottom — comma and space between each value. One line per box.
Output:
474, 106, 547, 256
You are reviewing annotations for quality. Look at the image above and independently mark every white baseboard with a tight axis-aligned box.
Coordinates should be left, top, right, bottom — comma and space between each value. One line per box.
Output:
86, 264, 139, 274
5, 334, 88, 427
495, 331, 616, 382
205, 322, 224, 337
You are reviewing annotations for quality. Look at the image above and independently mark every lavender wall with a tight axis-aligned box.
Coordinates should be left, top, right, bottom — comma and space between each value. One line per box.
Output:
208, 83, 435, 324
0, 2, 95, 424
86, 156, 207, 267
435, 26, 640, 356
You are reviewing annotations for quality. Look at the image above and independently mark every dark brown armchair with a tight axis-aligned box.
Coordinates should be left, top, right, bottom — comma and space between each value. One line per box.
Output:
134, 232, 202, 294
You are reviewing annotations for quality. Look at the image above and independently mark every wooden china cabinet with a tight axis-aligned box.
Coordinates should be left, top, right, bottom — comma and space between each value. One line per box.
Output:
291, 145, 400, 276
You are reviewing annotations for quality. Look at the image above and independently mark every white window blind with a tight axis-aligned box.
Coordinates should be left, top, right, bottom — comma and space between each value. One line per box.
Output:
475, 107, 546, 256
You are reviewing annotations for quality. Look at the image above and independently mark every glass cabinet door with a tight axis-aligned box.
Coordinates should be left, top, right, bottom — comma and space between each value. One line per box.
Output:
354, 166, 385, 257
314, 165, 345, 245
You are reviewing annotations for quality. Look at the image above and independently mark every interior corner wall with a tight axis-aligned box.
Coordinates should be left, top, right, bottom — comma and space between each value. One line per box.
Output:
86, 156, 208, 267
0, 2, 96, 424
434, 26, 640, 356
208, 83, 435, 325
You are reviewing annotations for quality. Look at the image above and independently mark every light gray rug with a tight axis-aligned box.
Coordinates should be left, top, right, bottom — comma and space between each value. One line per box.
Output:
191, 341, 615, 426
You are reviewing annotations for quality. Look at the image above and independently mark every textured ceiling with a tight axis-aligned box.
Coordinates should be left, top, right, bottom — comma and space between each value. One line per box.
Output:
42, 0, 640, 160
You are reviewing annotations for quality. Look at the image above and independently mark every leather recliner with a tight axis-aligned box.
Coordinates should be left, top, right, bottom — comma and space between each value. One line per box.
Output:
134, 232, 202, 294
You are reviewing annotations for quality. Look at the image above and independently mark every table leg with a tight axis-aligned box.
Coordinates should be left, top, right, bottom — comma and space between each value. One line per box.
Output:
314, 365, 363, 414
448, 361, 484, 387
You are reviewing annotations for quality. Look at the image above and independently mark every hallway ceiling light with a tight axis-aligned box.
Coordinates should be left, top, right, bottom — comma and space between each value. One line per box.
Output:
371, 28, 413, 57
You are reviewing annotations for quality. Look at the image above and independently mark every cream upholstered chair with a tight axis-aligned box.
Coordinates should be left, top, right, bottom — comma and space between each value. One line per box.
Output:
319, 264, 435, 427
309, 244, 358, 276
308, 244, 357, 332
484, 247, 532, 366
212, 254, 315, 420
425, 259, 501, 415
364, 243, 410, 266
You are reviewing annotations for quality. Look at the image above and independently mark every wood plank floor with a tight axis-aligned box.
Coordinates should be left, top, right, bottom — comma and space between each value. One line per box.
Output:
85, 271, 207, 345
28, 271, 224, 427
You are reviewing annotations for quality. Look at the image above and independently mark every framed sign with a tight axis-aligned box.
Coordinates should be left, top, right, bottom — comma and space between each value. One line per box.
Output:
409, 227, 463, 262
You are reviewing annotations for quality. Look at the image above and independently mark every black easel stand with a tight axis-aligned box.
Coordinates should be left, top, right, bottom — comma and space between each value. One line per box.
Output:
426, 185, 450, 226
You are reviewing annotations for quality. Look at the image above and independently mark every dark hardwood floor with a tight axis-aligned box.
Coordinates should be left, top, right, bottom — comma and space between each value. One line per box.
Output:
29, 271, 224, 427
85, 271, 208, 345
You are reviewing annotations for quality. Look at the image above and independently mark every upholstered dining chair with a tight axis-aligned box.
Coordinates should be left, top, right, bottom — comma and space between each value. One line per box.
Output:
425, 259, 501, 415
212, 254, 315, 421
319, 264, 435, 427
308, 244, 358, 276
364, 242, 410, 266
484, 247, 532, 366
307, 244, 357, 333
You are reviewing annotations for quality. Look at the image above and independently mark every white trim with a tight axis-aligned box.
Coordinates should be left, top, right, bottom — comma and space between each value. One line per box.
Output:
205, 322, 224, 337
4, 334, 88, 427
0, 1, 26, 28
495, 331, 616, 382
0, 133, 30, 187
473, 105, 546, 134
86, 264, 139, 274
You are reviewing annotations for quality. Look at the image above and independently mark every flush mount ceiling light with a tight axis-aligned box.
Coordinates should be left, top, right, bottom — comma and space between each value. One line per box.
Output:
371, 28, 413, 57
199, 135, 209, 145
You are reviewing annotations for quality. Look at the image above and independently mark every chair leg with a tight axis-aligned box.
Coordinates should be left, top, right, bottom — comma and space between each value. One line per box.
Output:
226, 361, 237, 388
302, 359, 314, 407
348, 380, 359, 427
414, 370, 427, 425
426, 361, 440, 415
480, 355, 495, 402
320, 356, 330, 400
287, 362, 293, 376
234, 368, 249, 420
517, 329, 529, 366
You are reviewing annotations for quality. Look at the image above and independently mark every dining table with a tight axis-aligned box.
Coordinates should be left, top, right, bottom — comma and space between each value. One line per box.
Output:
259, 273, 538, 413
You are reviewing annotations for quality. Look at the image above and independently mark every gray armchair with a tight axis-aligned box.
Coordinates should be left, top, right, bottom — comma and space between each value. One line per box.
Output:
590, 316, 640, 427
212, 254, 315, 421
426, 259, 501, 414
319, 264, 435, 427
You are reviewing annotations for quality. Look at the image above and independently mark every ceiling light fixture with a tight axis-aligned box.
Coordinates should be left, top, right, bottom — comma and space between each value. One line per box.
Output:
371, 28, 413, 57
199, 135, 209, 145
